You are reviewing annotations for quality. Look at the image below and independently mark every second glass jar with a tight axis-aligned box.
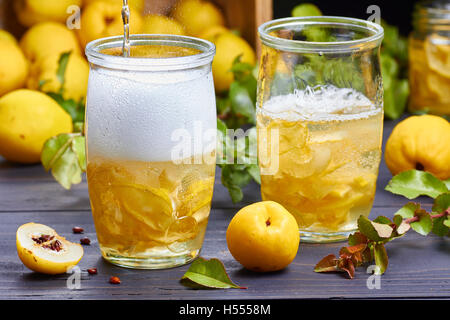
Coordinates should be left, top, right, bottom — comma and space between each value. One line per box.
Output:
257, 17, 384, 242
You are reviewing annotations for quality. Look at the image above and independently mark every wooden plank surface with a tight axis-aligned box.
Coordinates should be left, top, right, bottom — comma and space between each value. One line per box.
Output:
0, 118, 448, 300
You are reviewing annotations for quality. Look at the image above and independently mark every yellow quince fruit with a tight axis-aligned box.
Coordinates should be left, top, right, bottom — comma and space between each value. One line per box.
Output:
226, 201, 300, 272
0, 89, 73, 163
210, 32, 256, 92
0, 29, 18, 46
385, 115, 450, 180
142, 14, 186, 36
171, 0, 225, 37
20, 22, 81, 66
14, 0, 83, 27
0, 40, 28, 96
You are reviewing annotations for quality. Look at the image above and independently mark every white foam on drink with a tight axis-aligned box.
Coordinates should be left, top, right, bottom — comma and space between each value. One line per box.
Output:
86, 66, 217, 162
259, 85, 381, 121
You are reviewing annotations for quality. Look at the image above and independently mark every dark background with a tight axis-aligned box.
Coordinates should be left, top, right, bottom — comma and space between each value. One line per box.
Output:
273, 0, 417, 36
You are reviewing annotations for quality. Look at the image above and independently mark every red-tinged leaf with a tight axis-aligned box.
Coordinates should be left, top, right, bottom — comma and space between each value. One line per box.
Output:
338, 258, 355, 279
345, 243, 367, 254
180, 258, 246, 289
362, 247, 373, 263
314, 254, 338, 273
348, 232, 368, 246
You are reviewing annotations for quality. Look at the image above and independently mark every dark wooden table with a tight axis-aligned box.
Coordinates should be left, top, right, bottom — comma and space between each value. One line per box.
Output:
0, 119, 449, 300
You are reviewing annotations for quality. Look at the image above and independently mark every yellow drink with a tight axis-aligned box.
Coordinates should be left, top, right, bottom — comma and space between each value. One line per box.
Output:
257, 86, 383, 242
87, 154, 215, 268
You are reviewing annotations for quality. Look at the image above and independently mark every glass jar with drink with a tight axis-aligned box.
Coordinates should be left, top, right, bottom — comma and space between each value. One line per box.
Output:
85, 35, 217, 269
409, 0, 450, 115
257, 17, 384, 242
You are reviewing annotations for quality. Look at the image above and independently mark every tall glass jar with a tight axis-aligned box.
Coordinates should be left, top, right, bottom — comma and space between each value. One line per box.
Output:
85, 35, 217, 269
257, 17, 384, 243
409, 0, 450, 115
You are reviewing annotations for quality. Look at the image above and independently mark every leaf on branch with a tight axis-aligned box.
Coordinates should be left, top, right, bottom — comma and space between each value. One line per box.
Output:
432, 216, 450, 236
410, 209, 433, 236
432, 192, 450, 214
396, 221, 411, 235
394, 202, 433, 236
56, 51, 71, 88
373, 243, 388, 275
385, 170, 448, 199
314, 254, 338, 273
373, 216, 392, 225
357, 216, 393, 241
348, 232, 368, 246
180, 257, 246, 289
41, 134, 86, 190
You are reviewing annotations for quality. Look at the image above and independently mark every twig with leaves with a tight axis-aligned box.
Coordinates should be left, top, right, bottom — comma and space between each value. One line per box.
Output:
314, 170, 450, 279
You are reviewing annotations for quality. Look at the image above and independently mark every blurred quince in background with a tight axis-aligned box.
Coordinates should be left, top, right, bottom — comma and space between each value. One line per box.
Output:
0, 90, 73, 163
20, 21, 81, 66
0, 32, 28, 96
14, 0, 83, 27
77, 0, 143, 48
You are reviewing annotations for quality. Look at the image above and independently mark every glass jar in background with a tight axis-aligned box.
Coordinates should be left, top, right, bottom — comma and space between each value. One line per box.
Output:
257, 17, 384, 243
85, 35, 217, 269
409, 0, 450, 115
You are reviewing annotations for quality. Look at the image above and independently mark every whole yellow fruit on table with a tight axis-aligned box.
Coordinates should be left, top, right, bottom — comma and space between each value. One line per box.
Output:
385, 115, 450, 180
77, 0, 143, 48
27, 53, 89, 102
0, 41, 28, 96
14, 0, 83, 27
171, 0, 225, 37
0, 89, 73, 164
142, 14, 186, 36
20, 22, 81, 66
0, 29, 18, 46
211, 32, 256, 92
226, 201, 300, 272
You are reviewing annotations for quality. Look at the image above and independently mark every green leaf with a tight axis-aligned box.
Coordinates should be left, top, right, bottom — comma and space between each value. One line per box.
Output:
373, 243, 388, 275
220, 165, 252, 203
444, 218, 450, 228
41, 133, 86, 190
56, 51, 71, 89
431, 192, 450, 236
410, 209, 433, 236
394, 202, 420, 219
357, 216, 393, 242
432, 215, 450, 237
432, 192, 450, 214
373, 216, 392, 225
47, 92, 85, 124
444, 179, 450, 190
246, 164, 261, 185
72, 136, 86, 171
180, 257, 246, 289
385, 170, 448, 199
229, 82, 256, 124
